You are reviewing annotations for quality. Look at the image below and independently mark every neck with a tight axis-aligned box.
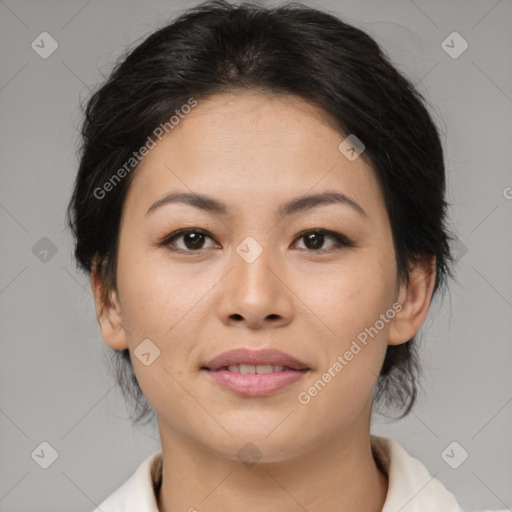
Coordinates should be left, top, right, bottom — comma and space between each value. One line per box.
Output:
156, 422, 388, 512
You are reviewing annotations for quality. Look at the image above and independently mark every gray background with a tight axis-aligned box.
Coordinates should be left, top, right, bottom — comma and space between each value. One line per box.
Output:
0, 0, 511, 511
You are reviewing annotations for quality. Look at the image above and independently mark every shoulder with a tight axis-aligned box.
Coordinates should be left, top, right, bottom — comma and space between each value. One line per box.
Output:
91, 451, 162, 512
92, 441, 508, 512
371, 435, 508, 512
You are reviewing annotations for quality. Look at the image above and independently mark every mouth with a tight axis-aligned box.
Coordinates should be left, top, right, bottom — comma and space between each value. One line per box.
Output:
201, 348, 310, 397
209, 363, 305, 374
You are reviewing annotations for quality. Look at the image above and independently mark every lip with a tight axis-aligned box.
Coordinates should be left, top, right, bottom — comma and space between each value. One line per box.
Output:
202, 348, 310, 398
204, 348, 309, 371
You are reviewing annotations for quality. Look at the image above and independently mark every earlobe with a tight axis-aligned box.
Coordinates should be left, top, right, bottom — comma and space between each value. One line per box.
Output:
388, 256, 436, 346
90, 260, 129, 351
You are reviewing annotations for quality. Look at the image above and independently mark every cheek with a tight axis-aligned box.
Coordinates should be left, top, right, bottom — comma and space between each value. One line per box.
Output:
116, 260, 199, 416
293, 250, 397, 341
114, 247, 213, 390
291, 250, 396, 406
116, 244, 210, 338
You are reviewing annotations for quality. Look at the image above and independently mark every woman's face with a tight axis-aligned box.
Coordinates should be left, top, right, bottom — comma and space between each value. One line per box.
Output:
93, 91, 433, 461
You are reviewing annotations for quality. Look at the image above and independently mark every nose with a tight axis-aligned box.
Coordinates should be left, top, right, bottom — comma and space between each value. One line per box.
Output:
217, 242, 294, 329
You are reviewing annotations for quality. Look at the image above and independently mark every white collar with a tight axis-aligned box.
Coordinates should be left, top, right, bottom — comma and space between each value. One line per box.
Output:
95, 435, 472, 511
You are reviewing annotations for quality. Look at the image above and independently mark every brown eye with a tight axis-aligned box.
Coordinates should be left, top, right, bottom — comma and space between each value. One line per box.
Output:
161, 228, 217, 252
303, 231, 325, 250
160, 227, 352, 254
294, 229, 352, 252
181, 231, 206, 249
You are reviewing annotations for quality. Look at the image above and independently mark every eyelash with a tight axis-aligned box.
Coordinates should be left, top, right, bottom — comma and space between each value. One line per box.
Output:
159, 228, 353, 254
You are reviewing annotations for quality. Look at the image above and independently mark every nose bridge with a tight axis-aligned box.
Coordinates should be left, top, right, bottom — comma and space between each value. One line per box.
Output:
233, 234, 279, 299
217, 233, 293, 327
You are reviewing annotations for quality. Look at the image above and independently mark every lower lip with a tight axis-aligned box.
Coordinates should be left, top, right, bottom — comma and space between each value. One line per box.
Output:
205, 369, 308, 397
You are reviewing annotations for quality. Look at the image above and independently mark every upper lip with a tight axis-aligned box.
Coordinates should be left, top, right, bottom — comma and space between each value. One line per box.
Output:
204, 348, 309, 371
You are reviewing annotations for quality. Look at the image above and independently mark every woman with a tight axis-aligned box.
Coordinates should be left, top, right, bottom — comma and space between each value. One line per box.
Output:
66, 1, 503, 511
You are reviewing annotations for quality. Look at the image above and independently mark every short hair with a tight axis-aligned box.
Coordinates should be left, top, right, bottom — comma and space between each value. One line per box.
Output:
66, 0, 454, 424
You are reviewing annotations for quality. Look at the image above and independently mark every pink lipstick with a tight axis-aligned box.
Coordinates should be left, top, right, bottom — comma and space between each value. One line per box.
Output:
203, 348, 309, 397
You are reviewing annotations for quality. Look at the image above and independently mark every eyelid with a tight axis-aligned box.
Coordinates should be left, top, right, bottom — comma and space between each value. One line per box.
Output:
292, 228, 353, 251
159, 227, 353, 252
159, 227, 218, 249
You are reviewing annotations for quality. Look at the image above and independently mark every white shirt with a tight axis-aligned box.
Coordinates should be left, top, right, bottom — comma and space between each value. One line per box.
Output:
93, 435, 507, 512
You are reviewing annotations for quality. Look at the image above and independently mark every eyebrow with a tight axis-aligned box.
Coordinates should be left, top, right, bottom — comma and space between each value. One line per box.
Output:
145, 191, 367, 219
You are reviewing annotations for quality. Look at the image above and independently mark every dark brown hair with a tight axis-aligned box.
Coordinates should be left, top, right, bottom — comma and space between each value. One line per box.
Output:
66, 0, 454, 424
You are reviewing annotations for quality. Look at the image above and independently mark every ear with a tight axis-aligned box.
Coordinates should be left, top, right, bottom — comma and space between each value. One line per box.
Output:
90, 257, 129, 351
388, 256, 436, 346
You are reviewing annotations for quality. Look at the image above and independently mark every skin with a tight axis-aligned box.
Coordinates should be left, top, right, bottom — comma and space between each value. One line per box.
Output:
91, 91, 436, 512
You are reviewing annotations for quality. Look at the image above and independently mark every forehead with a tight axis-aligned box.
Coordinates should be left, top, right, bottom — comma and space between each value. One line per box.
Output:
122, 91, 384, 222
